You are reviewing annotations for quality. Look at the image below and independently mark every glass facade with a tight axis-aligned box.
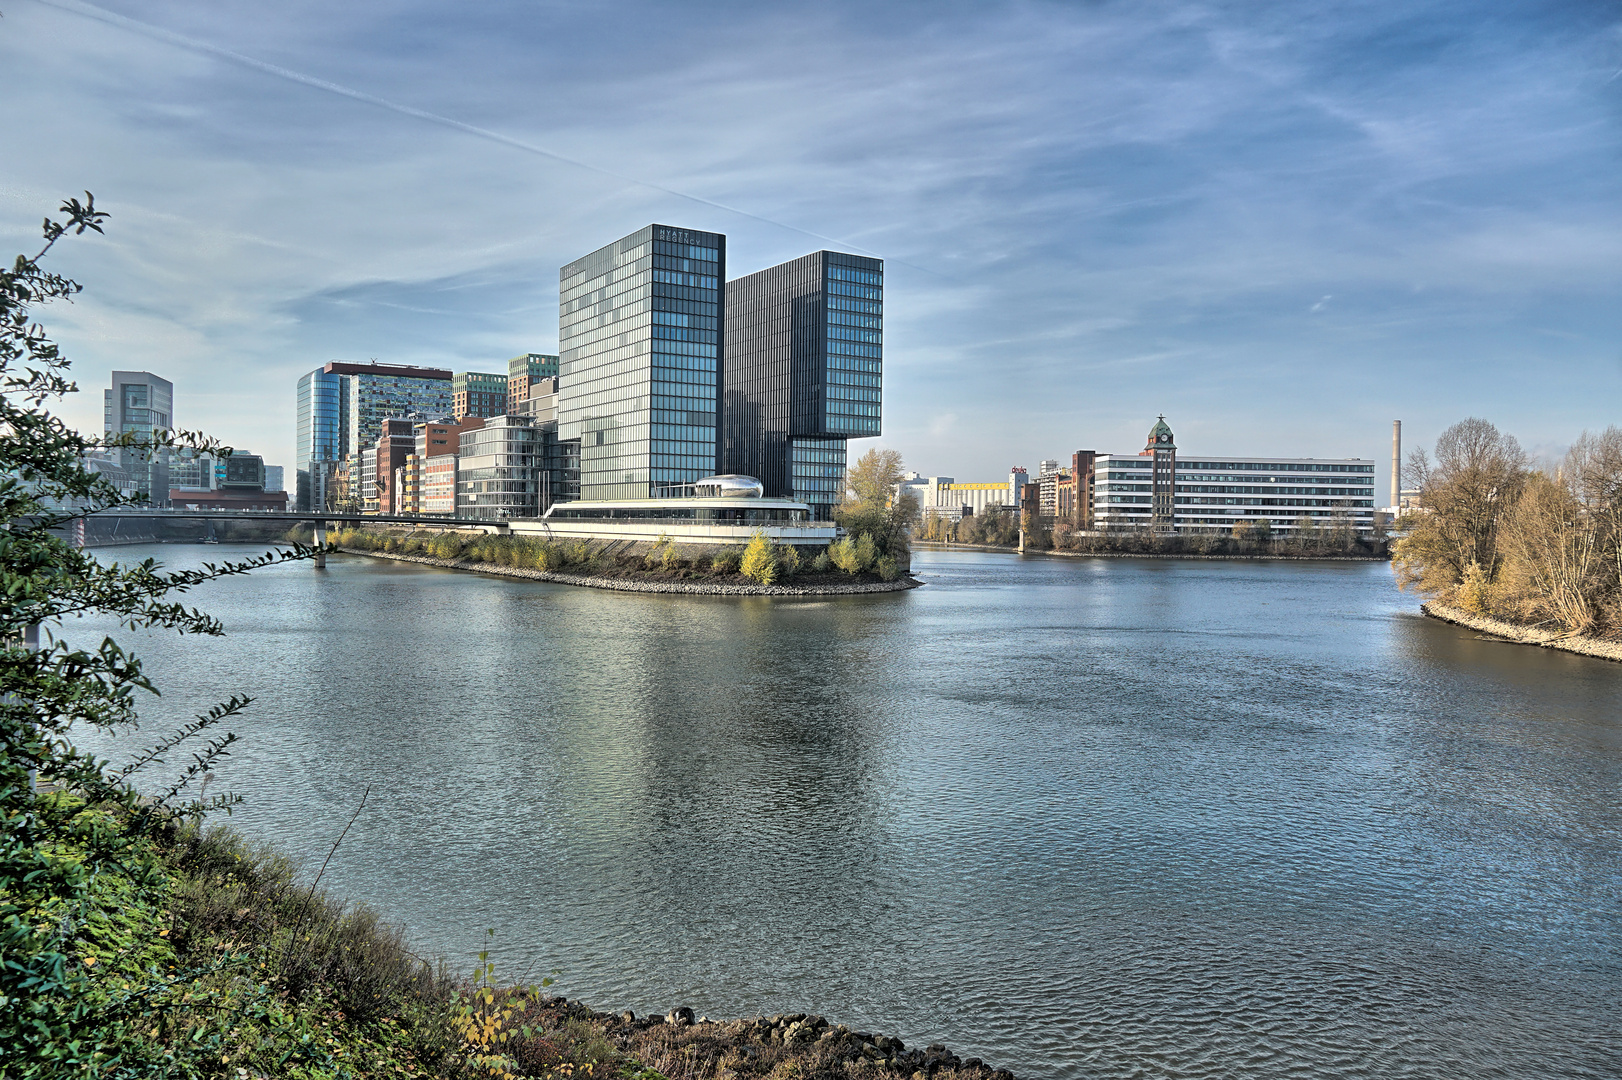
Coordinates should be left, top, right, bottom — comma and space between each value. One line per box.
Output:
721, 251, 882, 519
295, 368, 347, 511
790, 437, 846, 513
822, 259, 883, 436
559, 224, 724, 500
337, 364, 453, 459
104, 370, 175, 506
535, 418, 580, 512
456, 416, 540, 520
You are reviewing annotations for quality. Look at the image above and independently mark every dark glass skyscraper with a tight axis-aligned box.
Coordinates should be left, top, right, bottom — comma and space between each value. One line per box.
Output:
558, 224, 725, 500
722, 250, 882, 518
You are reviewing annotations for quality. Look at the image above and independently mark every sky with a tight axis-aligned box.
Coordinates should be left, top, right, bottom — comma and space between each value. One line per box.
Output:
3, 0, 1619, 498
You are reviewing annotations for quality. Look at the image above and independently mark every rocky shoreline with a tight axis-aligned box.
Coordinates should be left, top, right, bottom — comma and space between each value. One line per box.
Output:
531, 997, 1015, 1080
334, 546, 922, 596
1421, 601, 1622, 662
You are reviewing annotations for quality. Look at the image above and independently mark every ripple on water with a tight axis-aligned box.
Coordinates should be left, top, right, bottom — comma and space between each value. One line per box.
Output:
68, 547, 1622, 1080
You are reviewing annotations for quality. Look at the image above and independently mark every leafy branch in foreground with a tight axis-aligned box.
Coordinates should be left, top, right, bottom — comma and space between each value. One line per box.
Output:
1, 194, 319, 1073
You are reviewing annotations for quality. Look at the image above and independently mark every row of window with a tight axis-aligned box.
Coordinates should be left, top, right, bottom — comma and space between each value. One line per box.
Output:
827, 266, 882, 285
652, 339, 718, 358
828, 369, 881, 387
652, 240, 720, 261
828, 296, 881, 314
1099, 482, 1373, 496
652, 310, 719, 331
653, 256, 718, 276
1177, 497, 1376, 507
561, 256, 653, 301
1103, 471, 1365, 483
1172, 461, 1374, 473
651, 268, 718, 290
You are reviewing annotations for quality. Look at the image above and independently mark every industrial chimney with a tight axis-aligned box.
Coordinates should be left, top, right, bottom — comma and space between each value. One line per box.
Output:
1391, 420, 1402, 510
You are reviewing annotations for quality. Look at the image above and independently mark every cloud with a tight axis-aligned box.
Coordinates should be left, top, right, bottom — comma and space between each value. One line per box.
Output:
1, 0, 1618, 477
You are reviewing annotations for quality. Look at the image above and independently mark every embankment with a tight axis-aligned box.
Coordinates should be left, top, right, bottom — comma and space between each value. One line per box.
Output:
1421, 601, 1622, 662
530, 999, 1015, 1080
335, 546, 920, 596
914, 541, 1388, 562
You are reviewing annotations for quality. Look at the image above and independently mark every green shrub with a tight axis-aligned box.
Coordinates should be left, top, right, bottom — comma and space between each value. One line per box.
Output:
711, 548, 741, 574
877, 555, 900, 581
644, 533, 672, 569
811, 551, 832, 573
777, 543, 800, 577
828, 537, 860, 573
854, 533, 878, 571
563, 539, 597, 570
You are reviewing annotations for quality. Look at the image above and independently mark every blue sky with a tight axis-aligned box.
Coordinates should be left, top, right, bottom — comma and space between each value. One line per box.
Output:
3, 0, 1619, 495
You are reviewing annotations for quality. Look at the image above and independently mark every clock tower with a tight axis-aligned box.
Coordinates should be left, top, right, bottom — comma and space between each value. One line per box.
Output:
1144, 415, 1176, 533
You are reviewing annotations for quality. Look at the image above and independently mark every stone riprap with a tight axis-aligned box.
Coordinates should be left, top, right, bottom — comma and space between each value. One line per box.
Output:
536, 997, 1016, 1080
1422, 601, 1622, 663
334, 546, 920, 596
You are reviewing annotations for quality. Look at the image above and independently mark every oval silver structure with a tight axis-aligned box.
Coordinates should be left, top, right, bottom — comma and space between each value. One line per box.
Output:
693, 474, 765, 498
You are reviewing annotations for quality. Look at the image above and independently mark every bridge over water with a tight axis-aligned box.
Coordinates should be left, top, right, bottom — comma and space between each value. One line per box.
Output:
61, 509, 508, 565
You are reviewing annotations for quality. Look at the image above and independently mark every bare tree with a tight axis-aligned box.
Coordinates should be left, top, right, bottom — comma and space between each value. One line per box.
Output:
1497, 471, 1602, 632
1395, 418, 1528, 597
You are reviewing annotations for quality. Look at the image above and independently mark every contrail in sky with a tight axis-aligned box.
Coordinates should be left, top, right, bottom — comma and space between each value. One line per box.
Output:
34, 0, 885, 258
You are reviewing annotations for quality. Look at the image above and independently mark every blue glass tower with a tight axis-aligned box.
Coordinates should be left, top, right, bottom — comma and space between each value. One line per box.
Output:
294, 367, 347, 511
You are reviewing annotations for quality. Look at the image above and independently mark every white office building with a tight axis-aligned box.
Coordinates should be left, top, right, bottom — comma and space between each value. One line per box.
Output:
1092, 418, 1376, 534
912, 470, 1029, 518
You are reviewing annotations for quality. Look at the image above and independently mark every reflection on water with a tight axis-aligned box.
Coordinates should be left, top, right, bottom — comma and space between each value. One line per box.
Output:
71, 547, 1622, 1079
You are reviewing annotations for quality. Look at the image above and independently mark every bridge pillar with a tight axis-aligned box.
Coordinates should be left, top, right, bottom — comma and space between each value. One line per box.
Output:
314, 522, 327, 569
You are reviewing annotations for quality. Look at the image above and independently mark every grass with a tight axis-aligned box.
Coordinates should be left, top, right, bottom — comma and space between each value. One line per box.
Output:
14, 807, 1014, 1079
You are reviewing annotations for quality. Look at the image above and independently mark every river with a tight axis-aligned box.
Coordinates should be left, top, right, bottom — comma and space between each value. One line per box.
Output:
69, 545, 1622, 1079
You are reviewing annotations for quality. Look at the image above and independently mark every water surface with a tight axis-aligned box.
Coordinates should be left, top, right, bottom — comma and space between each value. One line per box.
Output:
72, 546, 1622, 1079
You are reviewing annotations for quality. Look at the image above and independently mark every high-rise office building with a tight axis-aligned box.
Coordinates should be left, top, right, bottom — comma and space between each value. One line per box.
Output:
297, 362, 449, 511
294, 366, 349, 511
336, 362, 453, 459
506, 353, 560, 415
452, 371, 509, 418
721, 251, 883, 519
558, 224, 725, 500
104, 370, 174, 506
